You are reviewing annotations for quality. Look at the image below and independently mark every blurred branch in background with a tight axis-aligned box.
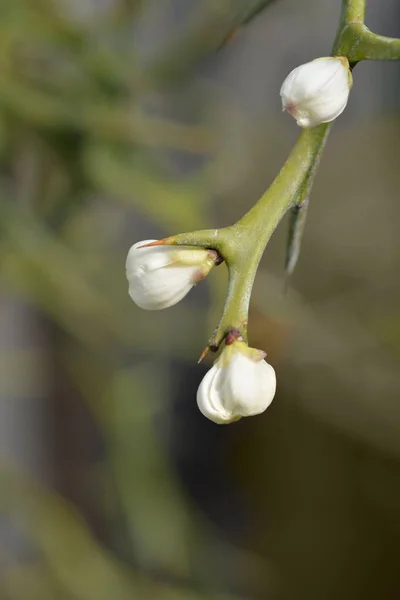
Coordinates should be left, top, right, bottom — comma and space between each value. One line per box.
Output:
1, 1, 278, 599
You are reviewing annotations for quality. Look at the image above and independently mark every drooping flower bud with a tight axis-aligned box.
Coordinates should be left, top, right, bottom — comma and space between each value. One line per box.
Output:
126, 240, 218, 310
280, 56, 352, 128
197, 339, 276, 424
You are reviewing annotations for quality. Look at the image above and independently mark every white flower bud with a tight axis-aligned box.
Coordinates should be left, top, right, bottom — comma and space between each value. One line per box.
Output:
280, 56, 352, 128
197, 340, 276, 424
126, 239, 217, 310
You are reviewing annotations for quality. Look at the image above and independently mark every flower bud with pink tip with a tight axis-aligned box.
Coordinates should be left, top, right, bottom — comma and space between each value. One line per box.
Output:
280, 56, 352, 128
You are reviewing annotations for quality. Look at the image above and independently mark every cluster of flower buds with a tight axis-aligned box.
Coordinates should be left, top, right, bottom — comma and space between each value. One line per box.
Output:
126, 241, 276, 424
126, 54, 353, 424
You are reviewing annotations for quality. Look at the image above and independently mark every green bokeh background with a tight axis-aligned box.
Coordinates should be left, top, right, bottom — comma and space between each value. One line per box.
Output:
1, 1, 400, 599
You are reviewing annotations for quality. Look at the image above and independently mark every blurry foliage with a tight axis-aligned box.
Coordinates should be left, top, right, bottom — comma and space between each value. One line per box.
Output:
0, 1, 278, 600
1, 1, 400, 600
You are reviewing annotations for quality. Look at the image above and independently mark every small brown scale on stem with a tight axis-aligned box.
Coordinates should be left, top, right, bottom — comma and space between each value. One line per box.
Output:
210, 250, 224, 266
225, 329, 244, 345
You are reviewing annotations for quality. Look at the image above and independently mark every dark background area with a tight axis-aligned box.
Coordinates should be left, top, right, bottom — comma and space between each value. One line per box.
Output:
1, 1, 400, 599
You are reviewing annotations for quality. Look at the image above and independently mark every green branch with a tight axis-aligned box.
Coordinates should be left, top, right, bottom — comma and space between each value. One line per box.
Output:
334, 3, 400, 62
339, 0, 366, 25
207, 125, 331, 346
163, 125, 331, 348
158, 0, 400, 354
346, 25, 400, 62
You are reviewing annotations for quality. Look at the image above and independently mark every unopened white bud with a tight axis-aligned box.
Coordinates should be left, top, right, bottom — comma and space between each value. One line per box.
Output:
197, 340, 276, 424
126, 240, 217, 310
280, 56, 352, 128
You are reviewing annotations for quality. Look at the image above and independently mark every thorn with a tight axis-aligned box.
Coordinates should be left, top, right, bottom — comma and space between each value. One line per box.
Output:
139, 238, 171, 249
198, 346, 210, 364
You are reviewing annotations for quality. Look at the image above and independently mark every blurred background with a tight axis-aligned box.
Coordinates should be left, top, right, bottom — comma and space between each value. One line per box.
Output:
1, 1, 400, 599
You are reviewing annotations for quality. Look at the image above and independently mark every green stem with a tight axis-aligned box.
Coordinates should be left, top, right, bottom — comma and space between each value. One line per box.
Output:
205, 0, 366, 351
332, 0, 365, 56
339, 0, 366, 24
347, 25, 400, 61
208, 124, 331, 347
333, 4, 400, 62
